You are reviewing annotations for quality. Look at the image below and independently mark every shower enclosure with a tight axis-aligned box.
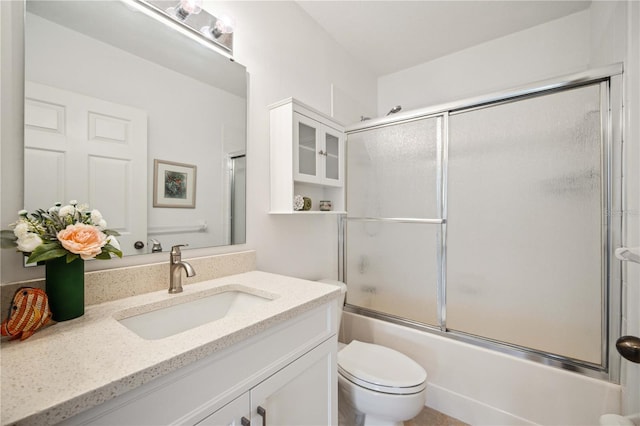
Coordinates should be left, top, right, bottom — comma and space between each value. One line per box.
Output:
342, 65, 623, 380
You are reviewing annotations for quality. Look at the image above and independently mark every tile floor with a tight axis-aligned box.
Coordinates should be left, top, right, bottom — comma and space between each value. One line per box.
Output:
338, 405, 468, 426
405, 407, 469, 426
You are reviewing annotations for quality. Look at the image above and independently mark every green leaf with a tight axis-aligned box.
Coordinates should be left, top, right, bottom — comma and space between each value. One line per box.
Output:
27, 243, 68, 264
100, 243, 123, 258
65, 252, 79, 263
103, 229, 121, 237
94, 251, 111, 260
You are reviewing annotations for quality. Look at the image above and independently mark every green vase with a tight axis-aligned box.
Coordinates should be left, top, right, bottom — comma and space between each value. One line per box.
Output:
45, 257, 85, 321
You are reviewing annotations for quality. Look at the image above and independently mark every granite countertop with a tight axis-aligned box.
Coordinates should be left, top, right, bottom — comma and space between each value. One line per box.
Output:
0, 271, 340, 426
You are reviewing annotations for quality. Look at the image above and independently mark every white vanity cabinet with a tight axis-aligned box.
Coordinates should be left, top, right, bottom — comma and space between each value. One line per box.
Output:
61, 302, 337, 426
197, 393, 250, 426
198, 339, 335, 426
270, 98, 346, 214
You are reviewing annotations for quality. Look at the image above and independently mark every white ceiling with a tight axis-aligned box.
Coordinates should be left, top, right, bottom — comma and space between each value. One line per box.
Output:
297, 1, 591, 77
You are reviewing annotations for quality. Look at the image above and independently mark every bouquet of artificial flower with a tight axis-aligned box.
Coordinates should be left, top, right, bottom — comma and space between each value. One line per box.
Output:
4, 200, 122, 264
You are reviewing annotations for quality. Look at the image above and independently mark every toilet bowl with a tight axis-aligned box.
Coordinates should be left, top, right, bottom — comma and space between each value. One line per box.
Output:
319, 279, 427, 426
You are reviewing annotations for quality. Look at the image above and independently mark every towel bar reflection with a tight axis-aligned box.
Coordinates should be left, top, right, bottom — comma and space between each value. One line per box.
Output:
148, 221, 208, 235
615, 247, 640, 264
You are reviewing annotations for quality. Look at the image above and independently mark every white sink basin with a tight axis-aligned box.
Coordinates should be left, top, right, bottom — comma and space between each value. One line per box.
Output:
118, 290, 274, 340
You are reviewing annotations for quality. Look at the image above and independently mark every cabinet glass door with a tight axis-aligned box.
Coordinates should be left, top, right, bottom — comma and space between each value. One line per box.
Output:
294, 114, 319, 183
324, 130, 341, 183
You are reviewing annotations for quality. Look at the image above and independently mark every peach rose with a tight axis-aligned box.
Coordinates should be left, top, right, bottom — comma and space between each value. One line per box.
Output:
57, 223, 107, 260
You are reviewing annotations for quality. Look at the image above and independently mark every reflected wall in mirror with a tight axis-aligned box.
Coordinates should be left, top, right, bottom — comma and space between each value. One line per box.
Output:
24, 0, 247, 256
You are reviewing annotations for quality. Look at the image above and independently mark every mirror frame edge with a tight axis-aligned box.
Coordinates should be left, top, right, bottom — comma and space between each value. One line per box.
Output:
0, 0, 28, 285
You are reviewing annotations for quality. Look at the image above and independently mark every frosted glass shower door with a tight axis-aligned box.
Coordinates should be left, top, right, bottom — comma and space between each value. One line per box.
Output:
446, 83, 605, 365
346, 117, 442, 326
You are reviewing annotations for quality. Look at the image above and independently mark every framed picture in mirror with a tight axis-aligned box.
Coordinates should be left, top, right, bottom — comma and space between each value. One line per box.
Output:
153, 159, 197, 208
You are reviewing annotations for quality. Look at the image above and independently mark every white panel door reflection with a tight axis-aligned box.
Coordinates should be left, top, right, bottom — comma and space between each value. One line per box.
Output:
24, 82, 148, 255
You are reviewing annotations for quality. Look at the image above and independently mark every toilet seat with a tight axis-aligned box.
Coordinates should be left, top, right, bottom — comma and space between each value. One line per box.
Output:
338, 340, 427, 395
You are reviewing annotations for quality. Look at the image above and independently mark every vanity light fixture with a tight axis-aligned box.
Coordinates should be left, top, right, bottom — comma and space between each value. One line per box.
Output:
137, 0, 235, 55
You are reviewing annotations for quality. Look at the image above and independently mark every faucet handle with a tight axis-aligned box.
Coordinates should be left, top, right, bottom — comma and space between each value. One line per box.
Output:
170, 244, 188, 256
150, 239, 163, 253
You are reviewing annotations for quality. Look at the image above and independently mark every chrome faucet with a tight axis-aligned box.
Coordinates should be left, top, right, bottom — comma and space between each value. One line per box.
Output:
169, 244, 196, 294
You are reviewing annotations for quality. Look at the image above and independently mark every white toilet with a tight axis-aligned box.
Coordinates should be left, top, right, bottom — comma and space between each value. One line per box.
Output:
319, 280, 427, 426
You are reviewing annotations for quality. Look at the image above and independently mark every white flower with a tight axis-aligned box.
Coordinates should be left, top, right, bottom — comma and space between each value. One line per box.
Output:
59, 205, 75, 217
69, 200, 78, 206
90, 209, 103, 224
13, 222, 30, 239
16, 233, 43, 252
97, 219, 107, 230
106, 235, 120, 250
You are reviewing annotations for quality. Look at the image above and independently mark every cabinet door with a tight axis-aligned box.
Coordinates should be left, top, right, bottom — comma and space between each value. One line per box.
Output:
320, 126, 344, 187
251, 339, 337, 426
197, 393, 250, 426
293, 113, 321, 184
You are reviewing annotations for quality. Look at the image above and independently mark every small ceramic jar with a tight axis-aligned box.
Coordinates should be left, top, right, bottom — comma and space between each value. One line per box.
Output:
319, 200, 332, 211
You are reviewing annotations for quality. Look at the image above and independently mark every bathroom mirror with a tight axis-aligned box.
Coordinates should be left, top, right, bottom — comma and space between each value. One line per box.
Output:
23, 0, 247, 256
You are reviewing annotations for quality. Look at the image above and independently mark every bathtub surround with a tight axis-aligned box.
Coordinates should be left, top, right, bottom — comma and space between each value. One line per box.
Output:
0, 250, 256, 315
342, 312, 621, 426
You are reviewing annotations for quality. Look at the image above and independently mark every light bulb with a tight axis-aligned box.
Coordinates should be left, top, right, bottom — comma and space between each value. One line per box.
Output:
179, 0, 202, 14
213, 15, 235, 37
201, 15, 235, 39
171, 0, 202, 20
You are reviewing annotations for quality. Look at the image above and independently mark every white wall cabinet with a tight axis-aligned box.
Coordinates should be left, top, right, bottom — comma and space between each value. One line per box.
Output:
270, 98, 346, 214
61, 303, 337, 426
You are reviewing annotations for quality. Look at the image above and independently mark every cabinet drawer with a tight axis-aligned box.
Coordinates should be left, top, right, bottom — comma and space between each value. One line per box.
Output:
63, 302, 336, 425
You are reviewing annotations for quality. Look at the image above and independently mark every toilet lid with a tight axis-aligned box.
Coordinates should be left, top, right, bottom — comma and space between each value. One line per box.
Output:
338, 340, 427, 395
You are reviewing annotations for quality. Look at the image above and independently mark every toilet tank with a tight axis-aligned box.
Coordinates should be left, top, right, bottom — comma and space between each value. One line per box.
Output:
318, 279, 346, 329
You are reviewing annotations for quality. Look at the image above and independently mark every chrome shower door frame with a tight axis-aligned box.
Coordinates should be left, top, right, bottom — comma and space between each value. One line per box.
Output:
341, 64, 624, 383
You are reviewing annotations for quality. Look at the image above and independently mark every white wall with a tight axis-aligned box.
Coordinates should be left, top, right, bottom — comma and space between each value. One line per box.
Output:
589, 0, 640, 418
590, 0, 639, 419
623, 1, 640, 416
378, 10, 591, 116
